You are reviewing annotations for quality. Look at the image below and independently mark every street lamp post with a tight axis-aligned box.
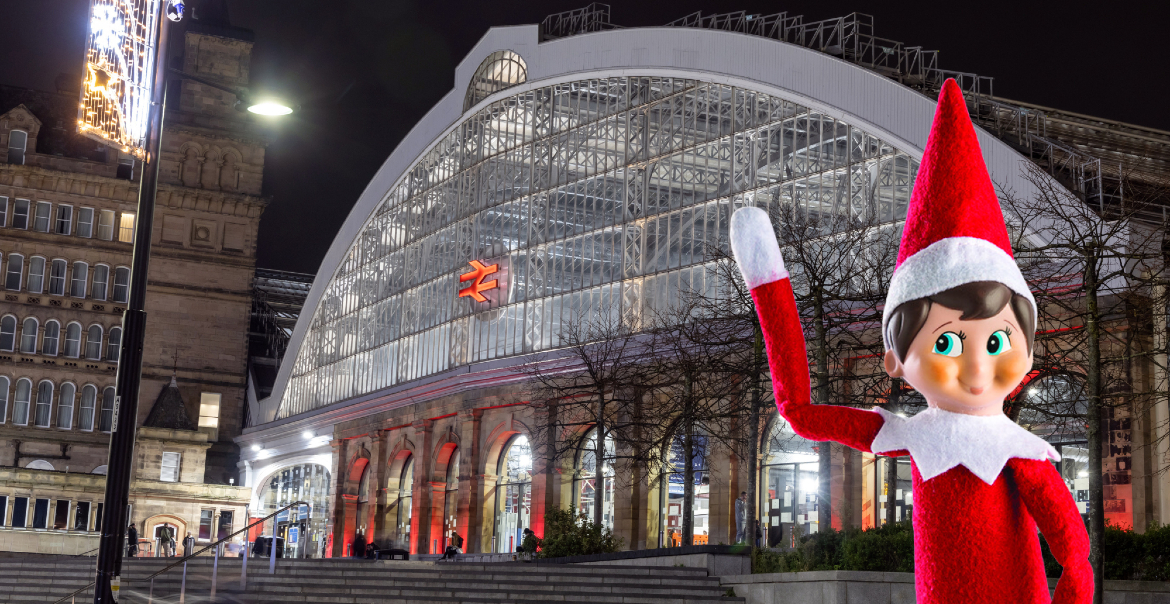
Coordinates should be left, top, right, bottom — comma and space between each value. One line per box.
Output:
91, 3, 171, 601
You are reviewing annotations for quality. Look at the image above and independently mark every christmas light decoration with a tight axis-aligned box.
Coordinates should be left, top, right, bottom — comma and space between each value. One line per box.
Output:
78, 0, 162, 160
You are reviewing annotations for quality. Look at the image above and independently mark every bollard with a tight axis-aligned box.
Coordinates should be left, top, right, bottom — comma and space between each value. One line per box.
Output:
210, 543, 219, 602
240, 539, 248, 590
148, 577, 154, 604
179, 560, 187, 604
269, 534, 277, 575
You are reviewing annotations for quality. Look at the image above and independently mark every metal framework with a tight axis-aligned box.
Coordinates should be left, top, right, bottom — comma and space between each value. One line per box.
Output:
252, 269, 314, 364
277, 76, 918, 419
539, 3, 617, 41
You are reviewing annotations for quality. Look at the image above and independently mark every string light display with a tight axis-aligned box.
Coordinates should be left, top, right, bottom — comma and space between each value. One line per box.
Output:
77, 0, 162, 160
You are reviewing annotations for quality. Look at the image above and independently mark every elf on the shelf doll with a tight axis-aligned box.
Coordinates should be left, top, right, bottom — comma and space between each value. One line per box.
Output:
729, 79, 1092, 604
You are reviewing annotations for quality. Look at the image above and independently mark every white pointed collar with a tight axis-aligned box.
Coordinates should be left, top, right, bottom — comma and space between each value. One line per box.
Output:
871, 406, 1060, 485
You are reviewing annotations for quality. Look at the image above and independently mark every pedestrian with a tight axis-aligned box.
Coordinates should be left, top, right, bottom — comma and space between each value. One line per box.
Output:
159, 525, 175, 557
183, 532, 195, 557
734, 491, 747, 544
126, 524, 139, 558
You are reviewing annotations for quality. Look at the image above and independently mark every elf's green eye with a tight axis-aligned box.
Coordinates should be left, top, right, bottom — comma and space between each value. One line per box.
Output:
932, 332, 963, 357
987, 330, 1012, 356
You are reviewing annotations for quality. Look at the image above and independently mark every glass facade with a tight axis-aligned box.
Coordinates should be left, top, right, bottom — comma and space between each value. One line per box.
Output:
257, 463, 331, 558
759, 418, 820, 546
574, 428, 615, 531
661, 433, 709, 547
278, 75, 918, 420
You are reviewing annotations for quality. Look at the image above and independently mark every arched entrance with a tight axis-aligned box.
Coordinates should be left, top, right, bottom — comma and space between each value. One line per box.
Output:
144, 516, 184, 558
256, 463, 332, 558
573, 427, 615, 531
493, 434, 532, 553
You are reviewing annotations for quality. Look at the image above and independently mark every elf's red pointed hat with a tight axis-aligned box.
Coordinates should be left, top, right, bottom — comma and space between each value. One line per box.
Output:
882, 79, 1035, 347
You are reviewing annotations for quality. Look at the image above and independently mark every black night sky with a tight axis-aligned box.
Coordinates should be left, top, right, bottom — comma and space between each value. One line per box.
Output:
1, 0, 1167, 275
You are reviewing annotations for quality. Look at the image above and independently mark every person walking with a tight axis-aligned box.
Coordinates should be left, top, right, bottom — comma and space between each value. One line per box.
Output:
734, 492, 748, 544
159, 525, 175, 557
126, 524, 139, 558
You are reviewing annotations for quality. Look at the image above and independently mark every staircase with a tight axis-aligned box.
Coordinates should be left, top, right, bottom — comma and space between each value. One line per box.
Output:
0, 555, 745, 604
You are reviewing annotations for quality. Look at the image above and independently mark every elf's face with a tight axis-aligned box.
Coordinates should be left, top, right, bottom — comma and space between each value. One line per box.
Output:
883, 303, 1032, 416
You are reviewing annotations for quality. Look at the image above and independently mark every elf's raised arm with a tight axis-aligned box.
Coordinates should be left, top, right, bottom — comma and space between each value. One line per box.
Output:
731, 207, 887, 453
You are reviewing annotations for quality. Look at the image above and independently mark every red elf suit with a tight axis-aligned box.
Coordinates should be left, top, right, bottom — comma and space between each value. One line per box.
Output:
729, 80, 1093, 604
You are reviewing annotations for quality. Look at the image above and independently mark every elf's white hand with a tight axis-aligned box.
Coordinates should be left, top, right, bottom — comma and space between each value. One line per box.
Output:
729, 207, 788, 289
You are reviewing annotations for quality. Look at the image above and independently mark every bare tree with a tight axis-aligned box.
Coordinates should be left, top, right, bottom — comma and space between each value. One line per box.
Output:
1003, 164, 1167, 604
518, 301, 652, 529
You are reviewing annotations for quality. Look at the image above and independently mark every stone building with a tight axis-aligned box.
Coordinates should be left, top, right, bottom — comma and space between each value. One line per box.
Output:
238, 9, 1169, 559
0, 12, 265, 554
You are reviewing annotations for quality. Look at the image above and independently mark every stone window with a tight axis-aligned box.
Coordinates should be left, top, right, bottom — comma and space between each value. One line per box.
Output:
34, 381, 53, 427
27, 256, 45, 294
78, 384, 96, 431
117, 156, 134, 180
11, 497, 28, 528
198, 509, 213, 540
97, 210, 115, 241
118, 212, 135, 243
0, 496, 6, 527
85, 325, 103, 360
217, 510, 233, 540
5, 254, 23, 290
33, 202, 51, 233
91, 265, 109, 300
0, 376, 8, 423
12, 199, 28, 230
99, 387, 115, 432
32, 498, 48, 528
106, 327, 121, 362
64, 322, 82, 358
58, 382, 74, 429
0, 195, 8, 227
48, 259, 67, 296
0, 315, 16, 351
161, 452, 181, 482
113, 267, 130, 303
199, 392, 221, 441
55, 205, 72, 235
77, 207, 94, 238
53, 500, 69, 530
74, 501, 90, 531
19, 317, 38, 354
12, 379, 30, 425
42, 320, 59, 356
7, 130, 26, 165
70, 262, 88, 298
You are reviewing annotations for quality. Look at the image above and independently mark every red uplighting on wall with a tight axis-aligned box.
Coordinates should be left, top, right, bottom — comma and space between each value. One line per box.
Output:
458, 260, 500, 302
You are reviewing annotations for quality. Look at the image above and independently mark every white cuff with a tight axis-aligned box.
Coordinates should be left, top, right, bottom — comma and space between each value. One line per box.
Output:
730, 207, 788, 289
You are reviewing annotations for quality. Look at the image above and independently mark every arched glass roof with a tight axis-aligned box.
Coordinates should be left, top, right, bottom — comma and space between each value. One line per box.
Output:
277, 76, 918, 420
464, 50, 527, 111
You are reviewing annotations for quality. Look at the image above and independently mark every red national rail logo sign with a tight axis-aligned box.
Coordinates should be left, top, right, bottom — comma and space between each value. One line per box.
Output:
458, 260, 500, 303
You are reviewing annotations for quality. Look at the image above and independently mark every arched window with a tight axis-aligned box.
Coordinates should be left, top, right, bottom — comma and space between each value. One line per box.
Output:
70, 261, 88, 298
26, 460, 55, 471
78, 384, 97, 431
85, 324, 103, 360
575, 428, 615, 531
494, 434, 532, 553
661, 431, 710, 547
106, 326, 121, 362
5, 253, 23, 290
33, 380, 53, 427
0, 315, 16, 351
92, 465, 107, 475
27, 256, 45, 294
19, 317, 37, 354
7, 130, 27, 165
57, 382, 75, 430
0, 376, 9, 423
442, 448, 460, 549
99, 386, 115, 432
13, 378, 32, 425
64, 322, 82, 357
396, 456, 413, 550
42, 320, 59, 356
257, 464, 332, 559
759, 418, 820, 543
91, 265, 109, 301
464, 50, 527, 111
48, 259, 67, 296
113, 267, 130, 303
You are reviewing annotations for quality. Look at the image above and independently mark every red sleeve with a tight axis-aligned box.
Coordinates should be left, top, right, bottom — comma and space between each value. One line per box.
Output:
1009, 458, 1093, 604
752, 278, 886, 453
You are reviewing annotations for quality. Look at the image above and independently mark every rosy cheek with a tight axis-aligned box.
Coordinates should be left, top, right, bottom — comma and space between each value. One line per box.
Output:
919, 355, 955, 386
995, 352, 1030, 386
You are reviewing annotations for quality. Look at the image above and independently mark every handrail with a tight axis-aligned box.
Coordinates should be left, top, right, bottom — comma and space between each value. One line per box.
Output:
52, 499, 309, 604
74, 546, 101, 557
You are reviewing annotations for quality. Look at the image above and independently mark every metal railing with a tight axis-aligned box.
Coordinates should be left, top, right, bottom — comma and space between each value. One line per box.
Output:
54, 500, 309, 604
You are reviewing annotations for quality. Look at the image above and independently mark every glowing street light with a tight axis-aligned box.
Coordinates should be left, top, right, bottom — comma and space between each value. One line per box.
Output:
248, 101, 295, 116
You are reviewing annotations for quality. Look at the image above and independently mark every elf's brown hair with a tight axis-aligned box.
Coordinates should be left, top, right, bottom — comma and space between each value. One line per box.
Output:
885, 281, 1035, 362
